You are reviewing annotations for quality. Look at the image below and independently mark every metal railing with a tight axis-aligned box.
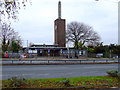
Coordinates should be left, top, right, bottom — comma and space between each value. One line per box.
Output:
2, 59, 119, 64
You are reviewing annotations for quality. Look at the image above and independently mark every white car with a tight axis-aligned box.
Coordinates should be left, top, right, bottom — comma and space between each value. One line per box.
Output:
20, 54, 26, 58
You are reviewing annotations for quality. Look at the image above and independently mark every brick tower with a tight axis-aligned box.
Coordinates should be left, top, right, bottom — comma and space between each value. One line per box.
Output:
54, 1, 66, 47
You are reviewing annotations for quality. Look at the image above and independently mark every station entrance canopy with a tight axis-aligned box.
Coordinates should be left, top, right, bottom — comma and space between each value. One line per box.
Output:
23, 44, 87, 58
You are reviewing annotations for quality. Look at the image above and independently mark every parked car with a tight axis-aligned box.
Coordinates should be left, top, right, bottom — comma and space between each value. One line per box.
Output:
96, 53, 103, 58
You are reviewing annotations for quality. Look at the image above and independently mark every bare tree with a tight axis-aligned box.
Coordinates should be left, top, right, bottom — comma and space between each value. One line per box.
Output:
1, 23, 14, 43
66, 22, 100, 49
1, 22, 22, 52
0, 0, 31, 46
0, 0, 31, 21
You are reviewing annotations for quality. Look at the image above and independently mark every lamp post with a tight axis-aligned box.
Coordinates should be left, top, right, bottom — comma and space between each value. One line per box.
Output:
119, 2, 120, 46
23, 40, 29, 48
27, 40, 28, 48
67, 44, 70, 58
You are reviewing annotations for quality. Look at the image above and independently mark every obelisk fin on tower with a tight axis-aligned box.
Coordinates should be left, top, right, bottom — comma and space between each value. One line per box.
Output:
58, 1, 61, 19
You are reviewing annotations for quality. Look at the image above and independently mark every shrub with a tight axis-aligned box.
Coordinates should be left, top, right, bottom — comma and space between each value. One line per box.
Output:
6, 76, 28, 88
106, 70, 118, 77
117, 72, 120, 79
61, 78, 70, 87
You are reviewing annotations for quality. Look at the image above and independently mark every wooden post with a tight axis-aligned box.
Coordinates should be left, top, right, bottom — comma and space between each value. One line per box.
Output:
65, 60, 66, 63
12, 60, 13, 64
106, 60, 108, 63
30, 60, 32, 64
80, 60, 81, 63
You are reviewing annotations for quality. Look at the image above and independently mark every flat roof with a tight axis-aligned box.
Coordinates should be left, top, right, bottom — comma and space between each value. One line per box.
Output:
23, 47, 67, 49
30, 44, 58, 47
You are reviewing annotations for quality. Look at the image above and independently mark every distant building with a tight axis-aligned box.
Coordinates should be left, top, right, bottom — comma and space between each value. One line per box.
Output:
54, 1, 66, 47
23, 44, 87, 58
54, 19, 66, 47
25, 44, 66, 57
23, 1, 87, 58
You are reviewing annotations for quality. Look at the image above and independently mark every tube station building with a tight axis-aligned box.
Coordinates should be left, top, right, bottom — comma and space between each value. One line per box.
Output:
23, 1, 87, 58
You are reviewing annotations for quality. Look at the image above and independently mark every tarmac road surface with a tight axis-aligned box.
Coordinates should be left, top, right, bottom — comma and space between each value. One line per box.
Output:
2, 64, 118, 80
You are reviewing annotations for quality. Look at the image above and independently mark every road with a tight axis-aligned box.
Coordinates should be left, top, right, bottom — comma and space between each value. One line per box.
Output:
2, 64, 118, 80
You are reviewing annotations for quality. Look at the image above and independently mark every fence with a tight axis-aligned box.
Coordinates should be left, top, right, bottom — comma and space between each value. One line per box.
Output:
2, 59, 119, 64
2, 53, 35, 58
88, 53, 118, 58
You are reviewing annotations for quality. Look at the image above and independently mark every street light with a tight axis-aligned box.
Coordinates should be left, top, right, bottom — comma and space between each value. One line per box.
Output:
67, 44, 70, 58
23, 40, 29, 48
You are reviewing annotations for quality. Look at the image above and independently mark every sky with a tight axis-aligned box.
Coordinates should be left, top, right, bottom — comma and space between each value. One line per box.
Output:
118, 2, 120, 45
11, 0, 119, 47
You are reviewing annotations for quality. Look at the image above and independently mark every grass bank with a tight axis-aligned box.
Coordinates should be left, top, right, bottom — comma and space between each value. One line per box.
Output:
2, 76, 120, 89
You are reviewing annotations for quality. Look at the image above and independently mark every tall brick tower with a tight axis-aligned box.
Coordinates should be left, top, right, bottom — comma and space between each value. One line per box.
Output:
54, 1, 66, 47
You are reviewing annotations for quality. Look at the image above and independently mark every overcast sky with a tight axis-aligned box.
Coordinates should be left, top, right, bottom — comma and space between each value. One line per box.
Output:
11, 0, 119, 47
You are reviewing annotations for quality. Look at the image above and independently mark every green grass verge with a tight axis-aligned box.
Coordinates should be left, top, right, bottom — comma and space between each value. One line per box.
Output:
2, 76, 120, 88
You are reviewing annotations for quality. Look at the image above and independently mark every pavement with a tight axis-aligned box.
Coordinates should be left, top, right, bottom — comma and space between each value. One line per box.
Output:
2, 57, 119, 61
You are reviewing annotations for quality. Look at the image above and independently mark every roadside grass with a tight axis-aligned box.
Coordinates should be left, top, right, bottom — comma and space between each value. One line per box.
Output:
2, 76, 120, 88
